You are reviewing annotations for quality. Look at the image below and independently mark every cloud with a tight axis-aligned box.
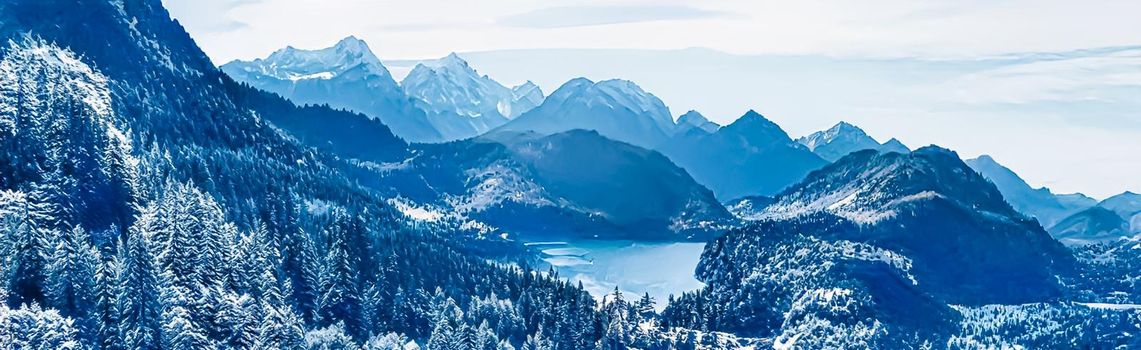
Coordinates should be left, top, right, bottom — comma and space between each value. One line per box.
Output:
497, 5, 740, 29
163, 0, 261, 32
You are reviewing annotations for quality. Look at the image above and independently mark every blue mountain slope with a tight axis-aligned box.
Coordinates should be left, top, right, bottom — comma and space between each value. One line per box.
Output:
381, 130, 734, 241
966, 155, 1096, 228
1050, 206, 1130, 244
657, 110, 828, 200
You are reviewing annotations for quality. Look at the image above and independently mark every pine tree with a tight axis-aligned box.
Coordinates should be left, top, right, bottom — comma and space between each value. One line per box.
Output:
363, 332, 410, 350
292, 227, 323, 322
427, 297, 467, 350
521, 325, 551, 350
317, 219, 365, 339
599, 287, 633, 350
215, 291, 258, 349
635, 292, 657, 321
252, 300, 307, 350
303, 322, 360, 350
160, 302, 218, 350
474, 320, 499, 350
94, 251, 124, 350
0, 301, 83, 349
117, 222, 162, 350
44, 225, 100, 340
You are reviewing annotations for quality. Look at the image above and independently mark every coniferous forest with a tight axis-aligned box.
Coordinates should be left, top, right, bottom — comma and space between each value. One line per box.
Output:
2, 0, 1141, 349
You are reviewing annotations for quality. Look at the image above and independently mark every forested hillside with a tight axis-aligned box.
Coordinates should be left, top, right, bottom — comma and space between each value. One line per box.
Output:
0, 1, 695, 348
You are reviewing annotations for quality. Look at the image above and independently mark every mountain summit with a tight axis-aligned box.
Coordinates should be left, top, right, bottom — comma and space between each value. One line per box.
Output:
401, 53, 544, 140
657, 110, 827, 200
496, 78, 675, 148
675, 110, 720, 135
222, 37, 441, 142
797, 121, 910, 161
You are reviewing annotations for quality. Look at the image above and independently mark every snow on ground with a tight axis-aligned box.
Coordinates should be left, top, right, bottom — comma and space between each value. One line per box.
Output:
388, 198, 444, 222
1078, 302, 1141, 310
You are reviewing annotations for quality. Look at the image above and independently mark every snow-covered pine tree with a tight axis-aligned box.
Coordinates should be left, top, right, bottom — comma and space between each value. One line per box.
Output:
317, 215, 366, 339
93, 249, 124, 350
44, 225, 100, 342
0, 300, 83, 349
521, 325, 552, 350
117, 213, 162, 350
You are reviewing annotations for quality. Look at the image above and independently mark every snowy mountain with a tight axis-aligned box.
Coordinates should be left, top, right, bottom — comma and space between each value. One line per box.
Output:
510, 81, 544, 113
675, 110, 720, 135
662, 146, 1094, 346
796, 121, 910, 161
378, 130, 734, 241
657, 110, 828, 200
756, 147, 1075, 304
966, 155, 1096, 227
221, 37, 442, 142
496, 78, 676, 148
401, 53, 544, 141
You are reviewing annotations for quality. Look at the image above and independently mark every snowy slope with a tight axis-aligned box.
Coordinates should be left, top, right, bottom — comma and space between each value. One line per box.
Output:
755, 146, 1075, 304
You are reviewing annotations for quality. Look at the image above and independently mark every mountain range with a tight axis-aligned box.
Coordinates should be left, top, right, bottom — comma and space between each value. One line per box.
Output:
221, 36, 442, 142
665, 147, 1083, 346
224, 38, 546, 142
4, 0, 1139, 348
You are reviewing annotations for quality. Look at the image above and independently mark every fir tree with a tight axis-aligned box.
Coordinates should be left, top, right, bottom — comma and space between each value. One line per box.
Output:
44, 225, 100, 342
317, 218, 365, 339
117, 221, 161, 350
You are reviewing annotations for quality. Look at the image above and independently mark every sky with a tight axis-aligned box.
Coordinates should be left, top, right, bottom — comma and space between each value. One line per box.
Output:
163, 0, 1141, 198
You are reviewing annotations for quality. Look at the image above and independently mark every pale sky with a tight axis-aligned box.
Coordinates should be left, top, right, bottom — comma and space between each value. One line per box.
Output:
165, 0, 1141, 63
164, 0, 1141, 198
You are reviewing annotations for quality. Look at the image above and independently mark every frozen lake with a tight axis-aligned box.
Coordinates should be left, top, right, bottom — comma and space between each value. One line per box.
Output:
535, 240, 707, 309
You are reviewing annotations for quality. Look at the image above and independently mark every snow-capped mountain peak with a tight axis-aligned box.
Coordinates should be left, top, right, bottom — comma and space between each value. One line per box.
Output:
799, 121, 875, 152
498, 77, 675, 148
221, 37, 444, 142
796, 121, 913, 161
238, 36, 392, 81
510, 81, 544, 114
400, 53, 544, 140
676, 110, 720, 134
